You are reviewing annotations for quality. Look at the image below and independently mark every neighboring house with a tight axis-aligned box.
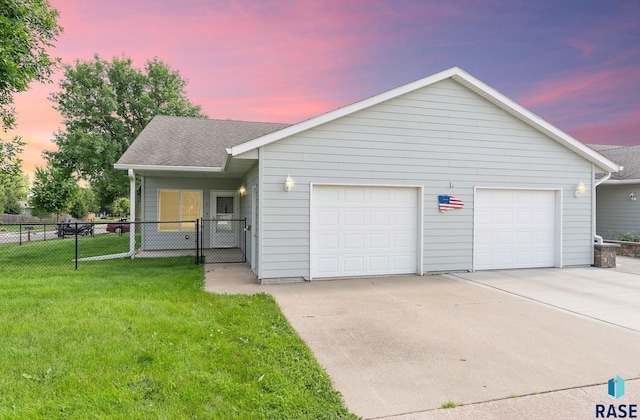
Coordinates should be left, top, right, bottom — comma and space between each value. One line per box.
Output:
115, 67, 620, 283
18, 201, 31, 216
588, 144, 640, 239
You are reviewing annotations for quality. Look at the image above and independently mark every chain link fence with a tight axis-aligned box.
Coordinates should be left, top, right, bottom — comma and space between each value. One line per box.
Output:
0, 218, 247, 270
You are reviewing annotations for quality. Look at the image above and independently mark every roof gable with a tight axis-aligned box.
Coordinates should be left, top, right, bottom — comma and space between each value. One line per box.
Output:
230, 67, 621, 173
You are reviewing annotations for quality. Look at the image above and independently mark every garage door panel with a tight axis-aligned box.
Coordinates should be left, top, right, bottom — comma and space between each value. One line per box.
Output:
317, 257, 338, 275
370, 211, 389, 225
514, 252, 533, 265
317, 234, 338, 250
370, 188, 390, 203
475, 189, 556, 270
370, 233, 390, 249
394, 232, 415, 248
394, 255, 415, 270
344, 234, 364, 249
370, 256, 390, 271
312, 185, 418, 278
344, 211, 365, 226
344, 257, 364, 272
317, 211, 338, 226
515, 231, 532, 243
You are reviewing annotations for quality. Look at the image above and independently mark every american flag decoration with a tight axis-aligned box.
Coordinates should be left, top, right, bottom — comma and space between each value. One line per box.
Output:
438, 195, 464, 213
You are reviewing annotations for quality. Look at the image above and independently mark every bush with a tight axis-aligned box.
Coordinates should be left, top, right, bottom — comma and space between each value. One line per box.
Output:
617, 231, 640, 242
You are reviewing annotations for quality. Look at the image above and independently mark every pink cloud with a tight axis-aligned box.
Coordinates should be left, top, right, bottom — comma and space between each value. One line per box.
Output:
518, 66, 639, 109
516, 64, 640, 141
568, 109, 640, 146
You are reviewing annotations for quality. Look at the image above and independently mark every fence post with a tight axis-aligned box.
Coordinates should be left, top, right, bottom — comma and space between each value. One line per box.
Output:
75, 222, 78, 270
243, 218, 247, 263
43, 223, 46, 241
19, 223, 22, 246
195, 218, 199, 265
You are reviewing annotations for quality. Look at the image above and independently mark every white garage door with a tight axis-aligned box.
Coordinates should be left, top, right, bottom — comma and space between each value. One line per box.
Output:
475, 189, 557, 270
311, 185, 418, 278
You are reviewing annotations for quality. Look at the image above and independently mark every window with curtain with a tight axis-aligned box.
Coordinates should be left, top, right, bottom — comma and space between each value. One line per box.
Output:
158, 190, 202, 231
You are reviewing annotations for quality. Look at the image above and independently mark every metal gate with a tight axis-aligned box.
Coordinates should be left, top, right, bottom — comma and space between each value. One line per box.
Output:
199, 218, 246, 263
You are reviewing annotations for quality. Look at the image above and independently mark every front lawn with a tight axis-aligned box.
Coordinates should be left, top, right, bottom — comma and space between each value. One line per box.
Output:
0, 237, 355, 418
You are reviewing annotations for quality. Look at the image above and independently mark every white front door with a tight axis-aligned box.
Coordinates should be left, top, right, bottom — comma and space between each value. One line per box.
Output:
210, 192, 239, 248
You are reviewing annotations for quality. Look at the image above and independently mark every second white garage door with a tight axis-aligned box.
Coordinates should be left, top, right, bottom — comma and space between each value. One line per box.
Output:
311, 185, 419, 279
474, 189, 558, 270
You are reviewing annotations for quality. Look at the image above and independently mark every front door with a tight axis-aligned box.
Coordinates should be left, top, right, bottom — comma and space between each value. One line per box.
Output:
210, 192, 239, 248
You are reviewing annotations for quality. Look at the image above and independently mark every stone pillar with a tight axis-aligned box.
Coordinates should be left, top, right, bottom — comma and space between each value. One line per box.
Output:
593, 243, 620, 268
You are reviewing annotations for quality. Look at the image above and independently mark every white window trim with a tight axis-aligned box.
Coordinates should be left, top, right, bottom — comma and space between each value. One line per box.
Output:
157, 189, 203, 232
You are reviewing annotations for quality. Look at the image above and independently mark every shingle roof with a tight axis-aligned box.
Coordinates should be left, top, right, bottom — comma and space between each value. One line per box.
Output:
587, 144, 640, 180
116, 116, 290, 168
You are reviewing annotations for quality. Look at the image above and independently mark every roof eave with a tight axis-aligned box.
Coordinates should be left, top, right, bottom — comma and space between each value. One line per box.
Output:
602, 178, 640, 185
114, 163, 224, 173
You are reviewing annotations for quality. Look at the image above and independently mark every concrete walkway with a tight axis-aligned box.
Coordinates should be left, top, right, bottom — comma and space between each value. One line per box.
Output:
203, 261, 640, 419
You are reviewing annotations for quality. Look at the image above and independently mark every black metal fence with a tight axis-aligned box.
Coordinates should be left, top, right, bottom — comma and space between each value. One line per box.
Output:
200, 219, 247, 264
0, 218, 247, 269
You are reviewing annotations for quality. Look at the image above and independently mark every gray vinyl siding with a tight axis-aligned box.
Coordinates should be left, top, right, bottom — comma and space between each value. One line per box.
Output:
596, 184, 640, 239
142, 176, 240, 250
258, 79, 595, 280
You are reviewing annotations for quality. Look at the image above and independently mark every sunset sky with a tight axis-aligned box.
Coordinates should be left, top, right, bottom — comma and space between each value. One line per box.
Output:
8, 0, 640, 179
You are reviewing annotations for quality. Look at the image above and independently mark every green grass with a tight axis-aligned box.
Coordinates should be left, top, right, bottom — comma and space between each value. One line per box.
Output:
0, 236, 355, 419
0, 224, 48, 233
441, 401, 462, 409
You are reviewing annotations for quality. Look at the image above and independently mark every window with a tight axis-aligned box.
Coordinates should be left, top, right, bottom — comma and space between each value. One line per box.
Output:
158, 190, 202, 231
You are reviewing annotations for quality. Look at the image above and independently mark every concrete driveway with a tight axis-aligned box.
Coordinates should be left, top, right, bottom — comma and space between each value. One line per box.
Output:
450, 256, 640, 333
258, 262, 640, 419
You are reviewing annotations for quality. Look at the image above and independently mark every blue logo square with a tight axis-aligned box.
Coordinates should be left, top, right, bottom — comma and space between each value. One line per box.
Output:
608, 375, 625, 399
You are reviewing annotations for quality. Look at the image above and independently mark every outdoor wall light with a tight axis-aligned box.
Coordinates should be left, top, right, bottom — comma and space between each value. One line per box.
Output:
631, 192, 637, 202
284, 175, 294, 192
238, 184, 247, 196
575, 182, 586, 198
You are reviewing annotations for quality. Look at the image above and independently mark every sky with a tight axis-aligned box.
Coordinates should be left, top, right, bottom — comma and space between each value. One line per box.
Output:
8, 0, 640, 179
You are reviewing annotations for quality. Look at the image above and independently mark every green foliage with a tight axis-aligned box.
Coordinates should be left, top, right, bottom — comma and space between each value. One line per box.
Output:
0, 168, 28, 213
46, 55, 206, 210
0, 135, 25, 176
30, 165, 78, 217
0, 238, 355, 419
113, 196, 130, 216
68, 198, 87, 219
617, 231, 640, 242
0, 0, 62, 174
68, 187, 98, 218
441, 401, 462, 409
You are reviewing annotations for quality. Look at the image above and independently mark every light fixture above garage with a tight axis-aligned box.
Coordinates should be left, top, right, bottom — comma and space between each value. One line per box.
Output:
575, 182, 586, 198
284, 175, 294, 192
631, 192, 637, 202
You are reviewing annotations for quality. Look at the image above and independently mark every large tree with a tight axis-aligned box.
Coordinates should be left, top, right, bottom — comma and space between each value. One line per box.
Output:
30, 164, 78, 220
46, 55, 206, 210
0, 0, 62, 175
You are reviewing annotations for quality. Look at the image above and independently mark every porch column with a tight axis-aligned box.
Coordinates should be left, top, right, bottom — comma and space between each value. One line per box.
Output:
128, 169, 136, 259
